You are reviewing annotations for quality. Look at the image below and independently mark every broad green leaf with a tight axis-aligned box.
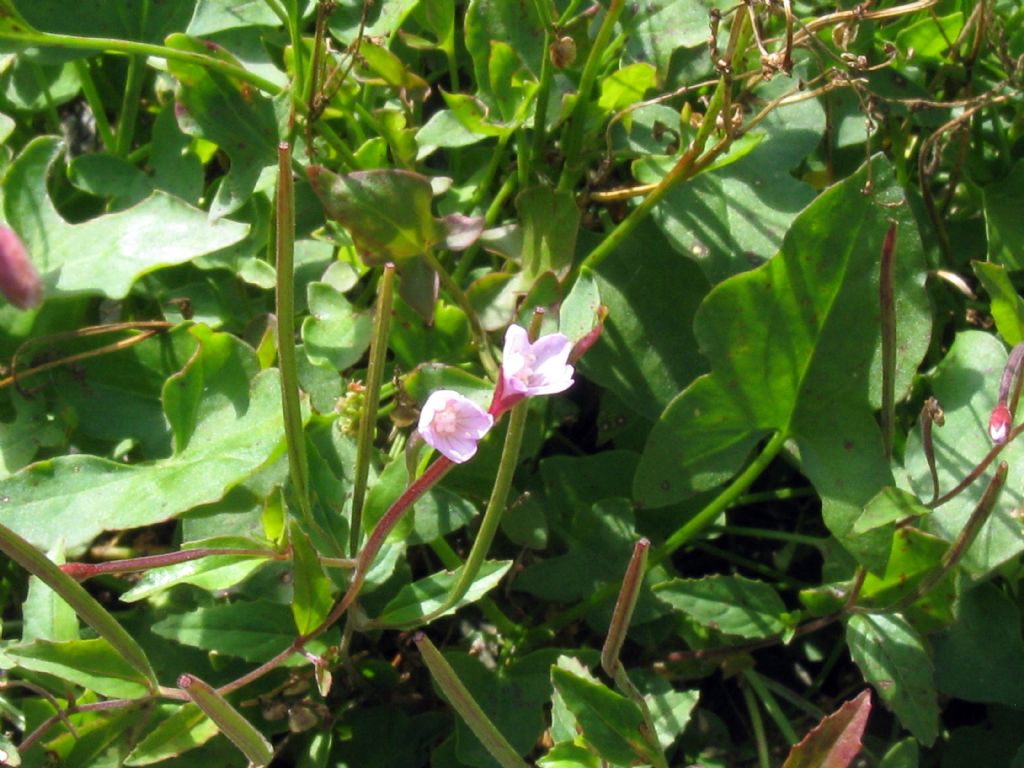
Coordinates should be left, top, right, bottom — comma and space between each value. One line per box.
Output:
894, 13, 964, 59
846, 613, 938, 746
179, 674, 272, 767
0, 734, 18, 768
439, 91, 506, 137
550, 665, 660, 766
68, 153, 153, 210
654, 574, 788, 640
22, 543, 78, 642
635, 158, 931, 571
517, 187, 580, 283
933, 582, 1024, 708
559, 268, 602, 344
119, 536, 275, 603
782, 689, 871, 768
598, 63, 657, 112
984, 161, 1024, 269
467, 272, 518, 331
879, 739, 919, 768
15, 0, 191, 45
301, 282, 373, 371
0, 364, 284, 552
125, 704, 218, 766
538, 742, 601, 768
622, 0, 729, 76
152, 599, 299, 662
416, 109, 487, 156
165, 34, 279, 218
307, 166, 442, 263
0, 391, 63, 479
904, 331, 1024, 576
854, 487, 930, 534
290, 522, 334, 635
0, 520, 156, 686
638, 79, 823, 283
3, 138, 248, 299
327, 0, 419, 41
188, 0, 281, 34
7, 638, 151, 698
579, 220, 709, 420
373, 560, 511, 627
974, 260, 1024, 345
464, 0, 545, 91
857, 528, 948, 615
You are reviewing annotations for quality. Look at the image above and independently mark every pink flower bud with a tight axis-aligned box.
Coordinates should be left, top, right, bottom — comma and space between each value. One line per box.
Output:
989, 402, 1012, 444
418, 389, 493, 463
0, 225, 41, 309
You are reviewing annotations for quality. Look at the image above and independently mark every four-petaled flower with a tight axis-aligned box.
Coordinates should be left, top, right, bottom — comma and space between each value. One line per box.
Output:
418, 389, 494, 463
494, 324, 575, 413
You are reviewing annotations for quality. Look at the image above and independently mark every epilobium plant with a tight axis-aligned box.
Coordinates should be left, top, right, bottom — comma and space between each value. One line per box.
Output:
0, 2, 1020, 767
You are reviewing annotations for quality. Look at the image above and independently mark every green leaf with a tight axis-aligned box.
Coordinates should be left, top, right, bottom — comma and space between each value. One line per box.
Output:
440, 91, 507, 136
22, 542, 78, 642
854, 487, 930, 534
782, 689, 871, 768
0, 520, 156, 687
165, 34, 279, 218
879, 739, 919, 768
846, 613, 939, 746
638, 81, 823, 283
538, 742, 601, 768
933, 582, 1024, 708
654, 574, 788, 640
904, 331, 1024, 576
125, 704, 218, 766
579, 219, 709, 419
0, 390, 63, 479
464, 0, 545, 91
179, 674, 273, 767
0, 361, 284, 552
984, 161, 1024, 269
119, 537, 274, 603
974, 260, 1024, 345
403, 363, 494, 410
187, 0, 282, 34
301, 282, 373, 371
516, 187, 580, 283
635, 157, 931, 571
550, 664, 660, 766
894, 13, 964, 59
307, 166, 442, 263
857, 528, 948, 613
598, 63, 657, 112
374, 560, 511, 626
290, 522, 334, 635
7, 638, 152, 698
152, 599, 300, 662
16, 0, 190, 45
622, 0, 728, 76
4, 137, 249, 298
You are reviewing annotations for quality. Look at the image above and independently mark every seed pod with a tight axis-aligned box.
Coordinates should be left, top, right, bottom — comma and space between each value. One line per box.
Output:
0, 225, 41, 309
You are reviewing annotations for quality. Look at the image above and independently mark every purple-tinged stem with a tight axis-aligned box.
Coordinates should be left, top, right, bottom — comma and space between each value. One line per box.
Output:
61, 548, 284, 581
920, 396, 944, 503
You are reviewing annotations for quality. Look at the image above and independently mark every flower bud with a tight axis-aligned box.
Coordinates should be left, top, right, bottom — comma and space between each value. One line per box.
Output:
0, 225, 41, 309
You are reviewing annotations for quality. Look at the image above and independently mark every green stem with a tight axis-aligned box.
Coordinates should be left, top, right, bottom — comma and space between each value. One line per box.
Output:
350, 264, 396, 554
711, 525, 825, 548
114, 54, 145, 157
742, 677, 772, 768
470, 132, 512, 210
557, 0, 624, 191
73, 60, 116, 152
415, 633, 529, 768
384, 400, 530, 630
275, 143, 312, 523
284, 0, 305, 100
650, 431, 787, 567
743, 668, 799, 745
526, 0, 554, 182
429, 537, 517, 636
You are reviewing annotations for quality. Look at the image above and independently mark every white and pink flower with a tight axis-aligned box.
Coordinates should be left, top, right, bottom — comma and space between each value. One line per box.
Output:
494, 324, 574, 412
418, 389, 494, 463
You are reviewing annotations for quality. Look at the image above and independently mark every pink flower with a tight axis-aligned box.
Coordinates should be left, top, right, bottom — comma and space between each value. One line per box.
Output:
496, 325, 574, 411
989, 402, 1012, 444
0, 225, 41, 309
418, 389, 494, 463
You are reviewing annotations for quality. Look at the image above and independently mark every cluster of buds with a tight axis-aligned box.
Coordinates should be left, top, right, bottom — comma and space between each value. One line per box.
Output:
417, 323, 576, 463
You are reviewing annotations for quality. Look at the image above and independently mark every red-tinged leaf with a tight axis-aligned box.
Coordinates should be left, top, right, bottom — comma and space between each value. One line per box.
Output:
782, 690, 872, 768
